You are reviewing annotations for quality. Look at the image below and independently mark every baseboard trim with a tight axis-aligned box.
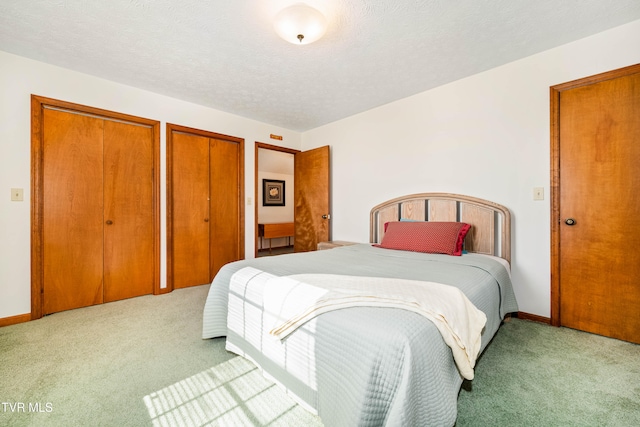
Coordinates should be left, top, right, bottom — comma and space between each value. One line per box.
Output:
515, 311, 551, 324
0, 313, 31, 327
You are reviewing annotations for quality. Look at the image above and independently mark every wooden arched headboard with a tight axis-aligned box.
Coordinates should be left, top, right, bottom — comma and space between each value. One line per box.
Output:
369, 193, 511, 264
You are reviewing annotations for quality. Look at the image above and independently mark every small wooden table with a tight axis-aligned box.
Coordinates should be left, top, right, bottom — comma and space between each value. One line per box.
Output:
259, 222, 295, 253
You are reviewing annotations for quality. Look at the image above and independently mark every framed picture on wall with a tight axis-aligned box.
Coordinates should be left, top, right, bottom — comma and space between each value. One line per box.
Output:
262, 179, 285, 206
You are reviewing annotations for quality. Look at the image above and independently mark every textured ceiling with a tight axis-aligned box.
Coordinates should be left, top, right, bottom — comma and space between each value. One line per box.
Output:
1, 0, 640, 131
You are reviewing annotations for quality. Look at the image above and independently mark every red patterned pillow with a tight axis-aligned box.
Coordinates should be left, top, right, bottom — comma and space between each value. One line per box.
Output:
375, 221, 471, 256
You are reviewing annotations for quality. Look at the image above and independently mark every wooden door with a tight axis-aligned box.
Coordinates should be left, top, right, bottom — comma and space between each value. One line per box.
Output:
103, 121, 155, 301
552, 65, 640, 344
167, 124, 244, 289
43, 109, 105, 314
41, 108, 156, 313
210, 138, 241, 277
171, 132, 211, 288
32, 96, 160, 319
294, 146, 331, 252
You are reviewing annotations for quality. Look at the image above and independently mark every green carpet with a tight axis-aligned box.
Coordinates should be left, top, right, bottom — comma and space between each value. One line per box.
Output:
456, 317, 640, 426
1, 285, 638, 426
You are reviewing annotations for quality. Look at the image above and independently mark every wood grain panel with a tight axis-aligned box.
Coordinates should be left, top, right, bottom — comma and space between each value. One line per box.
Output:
43, 108, 104, 314
428, 199, 457, 221
550, 64, 640, 329
556, 68, 640, 343
262, 223, 295, 239
401, 200, 426, 221
460, 203, 494, 255
103, 120, 154, 302
171, 132, 211, 288
210, 138, 241, 278
294, 146, 330, 252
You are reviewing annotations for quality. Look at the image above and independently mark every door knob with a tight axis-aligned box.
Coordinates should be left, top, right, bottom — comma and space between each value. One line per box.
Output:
322, 214, 331, 220
106, 220, 113, 225
565, 218, 576, 226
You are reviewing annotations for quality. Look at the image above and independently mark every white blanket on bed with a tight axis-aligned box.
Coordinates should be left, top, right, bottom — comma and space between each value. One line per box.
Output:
263, 272, 487, 380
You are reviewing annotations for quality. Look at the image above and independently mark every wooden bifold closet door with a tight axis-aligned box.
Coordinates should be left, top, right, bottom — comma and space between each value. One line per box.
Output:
168, 125, 244, 290
32, 96, 160, 317
171, 132, 210, 288
43, 109, 105, 313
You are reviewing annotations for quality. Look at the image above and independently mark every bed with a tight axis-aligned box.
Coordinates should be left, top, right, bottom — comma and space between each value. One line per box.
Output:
202, 193, 518, 426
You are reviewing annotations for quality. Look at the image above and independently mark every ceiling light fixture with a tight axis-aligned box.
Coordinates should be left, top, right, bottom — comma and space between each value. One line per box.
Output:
273, 3, 327, 45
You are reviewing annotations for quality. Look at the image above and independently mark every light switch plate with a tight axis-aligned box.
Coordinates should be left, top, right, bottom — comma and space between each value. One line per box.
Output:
11, 188, 24, 201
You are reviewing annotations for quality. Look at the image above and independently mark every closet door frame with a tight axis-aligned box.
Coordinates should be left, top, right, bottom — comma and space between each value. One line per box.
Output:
30, 95, 161, 320
166, 123, 245, 292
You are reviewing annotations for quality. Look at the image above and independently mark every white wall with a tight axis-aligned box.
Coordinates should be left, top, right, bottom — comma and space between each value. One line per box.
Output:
0, 51, 302, 319
302, 19, 640, 318
258, 171, 295, 223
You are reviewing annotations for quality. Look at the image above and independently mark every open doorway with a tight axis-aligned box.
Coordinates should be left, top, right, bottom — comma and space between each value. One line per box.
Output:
255, 143, 298, 257
254, 142, 331, 258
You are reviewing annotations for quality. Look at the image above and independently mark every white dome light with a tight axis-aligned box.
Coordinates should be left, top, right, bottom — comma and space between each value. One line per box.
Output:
274, 3, 327, 45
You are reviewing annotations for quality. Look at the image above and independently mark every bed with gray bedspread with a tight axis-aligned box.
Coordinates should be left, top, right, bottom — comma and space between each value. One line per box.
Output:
202, 243, 518, 427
